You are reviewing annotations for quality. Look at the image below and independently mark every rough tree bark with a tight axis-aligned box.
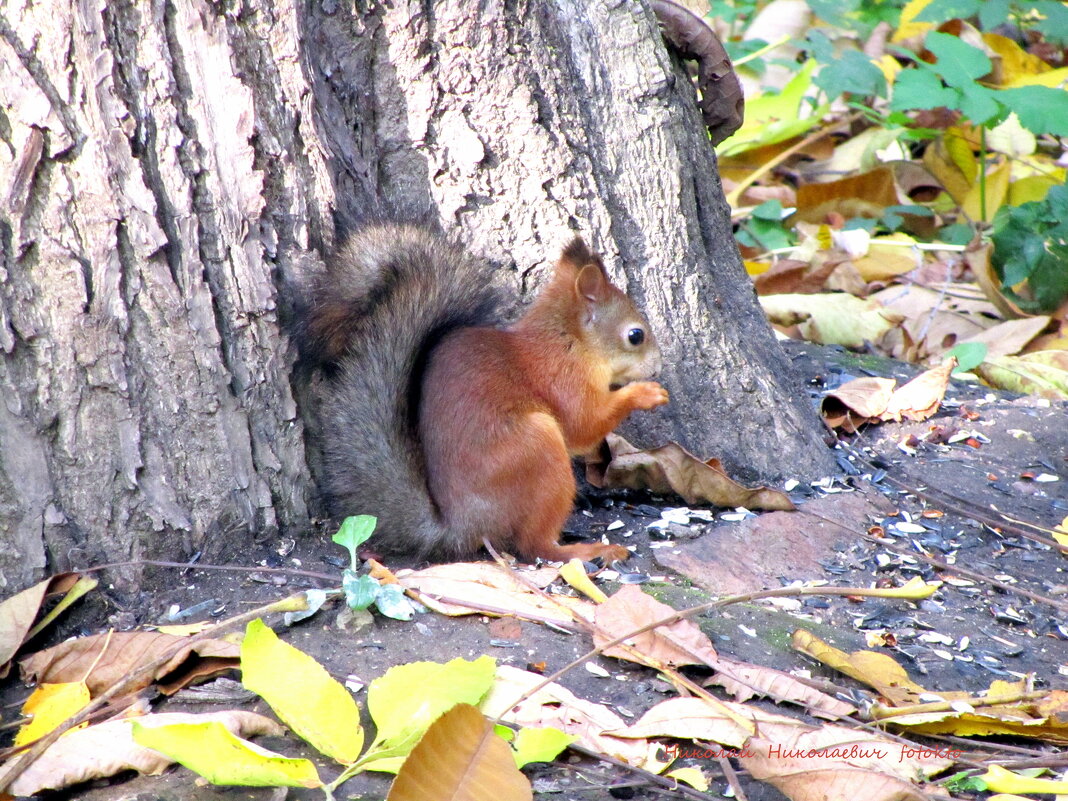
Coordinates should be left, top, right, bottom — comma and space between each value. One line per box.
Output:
0, 0, 835, 593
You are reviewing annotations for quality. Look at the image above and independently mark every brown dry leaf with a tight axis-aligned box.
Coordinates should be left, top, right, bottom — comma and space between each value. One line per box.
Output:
610, 697, 952, 784
396, 562, 590, 626
593, 584, 717, 668
871, 283, 998, 360
0, 574, 84, 677
821, 377, 897, 431
741, 736, 941, 801
708, 657, 856, 719
793, 166, 898, 225
587, 434, 795, 511
968, 242, 1029, 320
881, 357, 956, 422
956, 316, 1051, 360
753, 257, 842, 296
8, 710, 283, 796
19, 630, 239, 697
791, 630, 927, 705
387, 703, 531, 801
481, 665, 667, 772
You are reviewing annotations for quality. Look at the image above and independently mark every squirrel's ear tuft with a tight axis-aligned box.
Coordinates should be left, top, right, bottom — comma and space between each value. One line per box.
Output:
560, 237, 607, 276
561, 236, 594, 267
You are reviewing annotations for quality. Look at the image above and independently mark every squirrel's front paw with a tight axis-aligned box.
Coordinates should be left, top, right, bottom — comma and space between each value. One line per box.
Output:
629, 381, 670, 410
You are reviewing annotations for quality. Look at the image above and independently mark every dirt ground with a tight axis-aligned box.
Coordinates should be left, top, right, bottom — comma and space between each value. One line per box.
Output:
9, 339, 1068, 801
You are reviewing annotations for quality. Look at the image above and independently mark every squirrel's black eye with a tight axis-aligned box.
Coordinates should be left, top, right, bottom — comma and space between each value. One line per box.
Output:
627, 327, 645, 346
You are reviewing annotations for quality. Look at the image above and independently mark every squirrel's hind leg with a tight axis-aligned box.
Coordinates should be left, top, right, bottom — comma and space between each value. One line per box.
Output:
507, 413, 631, 565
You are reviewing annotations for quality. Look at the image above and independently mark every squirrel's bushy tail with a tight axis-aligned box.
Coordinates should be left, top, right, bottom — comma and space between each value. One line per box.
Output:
301, 224, 501, 557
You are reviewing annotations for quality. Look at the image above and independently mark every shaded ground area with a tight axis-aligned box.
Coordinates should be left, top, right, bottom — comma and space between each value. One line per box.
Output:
9, 340, 1068, 800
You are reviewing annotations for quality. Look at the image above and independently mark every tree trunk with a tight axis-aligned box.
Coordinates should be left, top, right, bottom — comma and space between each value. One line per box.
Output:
0, 0, 834, 593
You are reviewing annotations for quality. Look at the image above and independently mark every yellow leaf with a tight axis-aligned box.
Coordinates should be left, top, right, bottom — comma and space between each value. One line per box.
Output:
875, 53, 903, 85
133, 720, 321, 788
666, 767, 709, 791
892, 0, 935, 42
983, 33, 1054, 87
982, 764, 1068, 794
559, 560, 607, 603
1054, 515, 1068, 547
155, 623, 212, 636
15, 682, 91, 746
744, 260, 771, 276
790, 630, 927, 705
1007, 65, 1068, 89
1009, 172, 1065, 206
946, 127, 979, 183
240, 619, 364, 764
854, 233, 919, 282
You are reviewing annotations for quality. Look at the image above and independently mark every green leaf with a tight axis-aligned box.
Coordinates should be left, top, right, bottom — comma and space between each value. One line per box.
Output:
915, 0, 981, 22
955, 84, 1001, 126
367, 656, 496, 751
509, 727, 576, 769
946, 342, 988, 373
1033, 1, 1068, 45
374, 583, 416, 621
890, 70, 959, 113
924, 32, 991, 87
999, 87, 1068, 136
977, 0, 1012, 31
333, 515, 377, 571
132, 721, 321, 788
240, 620, 364, 764
342, 571, 381, 610
815, 48, 887, 99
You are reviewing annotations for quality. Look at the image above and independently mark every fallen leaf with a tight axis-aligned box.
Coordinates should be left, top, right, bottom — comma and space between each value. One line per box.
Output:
882, 357, 956, 422
791, 630, 927, 705
586, 434, 795, 511
955, 316, 1051, 360
8, 710, 283, 796
15, 681, 91, 747
706, 658, 856, 719
240, 619, 363, 764
611, 696, 953, 784
760, 293, 904, 348
975, 351, 1068, 399
879, 685, 1068, 744
19, 630, 239, 696
0, 574, 87, 676
387, 703, 531, 801
481, 665, 666, 772
968, 242, 1029, 320
980, 764, 1068, 794
132, 719, 321, 788
742, 736, 940, 801
821, 377, 897, 431
396, 562, 590, 626
559, 560, 608, 603
593, 585, 718, 668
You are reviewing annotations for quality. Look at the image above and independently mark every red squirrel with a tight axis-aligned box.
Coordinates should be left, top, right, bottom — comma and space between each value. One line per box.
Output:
300, 224, 667, 563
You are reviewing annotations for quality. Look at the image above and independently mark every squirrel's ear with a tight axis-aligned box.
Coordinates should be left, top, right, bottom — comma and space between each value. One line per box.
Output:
575, 263, 609, 304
